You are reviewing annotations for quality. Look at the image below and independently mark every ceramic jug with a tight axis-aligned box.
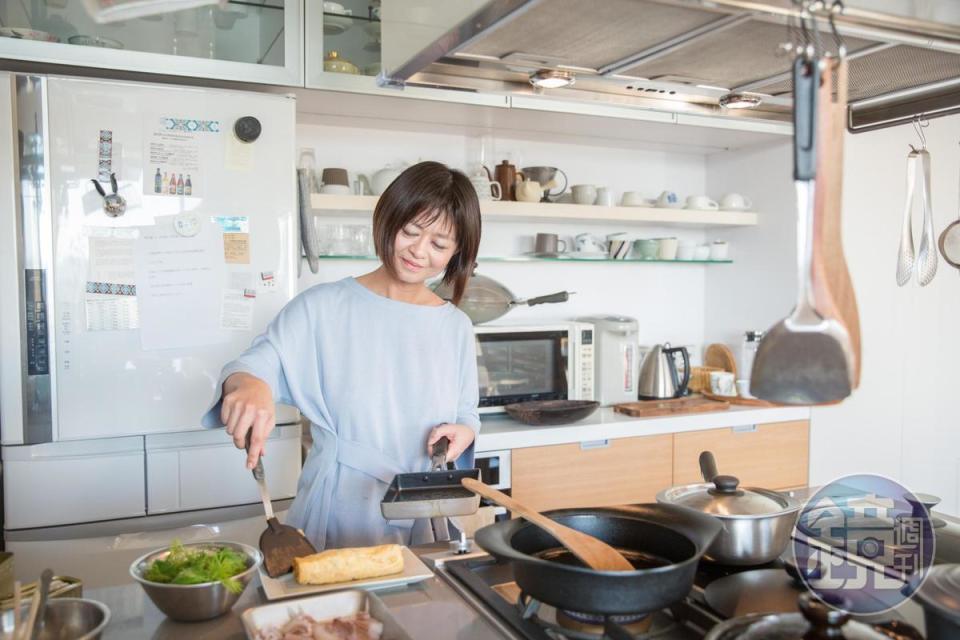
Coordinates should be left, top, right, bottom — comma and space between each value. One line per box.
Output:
494, 160, 521, 201
515, 176, 544, 203
358, 162, 409, 196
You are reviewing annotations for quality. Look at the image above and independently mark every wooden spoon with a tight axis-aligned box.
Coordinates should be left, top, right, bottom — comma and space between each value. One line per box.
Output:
461, 477, 634, 572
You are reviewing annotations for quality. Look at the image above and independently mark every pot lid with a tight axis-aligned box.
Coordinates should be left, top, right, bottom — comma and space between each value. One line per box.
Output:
705, 593, 897, 640
661, 475, 797, 517
910, 563, 960, 621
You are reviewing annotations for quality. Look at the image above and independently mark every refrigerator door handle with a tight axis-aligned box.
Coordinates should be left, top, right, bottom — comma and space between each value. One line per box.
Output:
0, 72, 25, 445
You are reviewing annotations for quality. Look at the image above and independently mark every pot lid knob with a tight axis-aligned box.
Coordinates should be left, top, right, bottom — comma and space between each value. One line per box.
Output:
711, 474, 740, 494
798, 592, 852, 637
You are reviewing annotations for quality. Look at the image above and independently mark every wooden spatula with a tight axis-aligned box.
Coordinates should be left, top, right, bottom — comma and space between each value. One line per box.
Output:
811, 58, 861, 388
247, 436, 316, 577
461, 477, 634, 572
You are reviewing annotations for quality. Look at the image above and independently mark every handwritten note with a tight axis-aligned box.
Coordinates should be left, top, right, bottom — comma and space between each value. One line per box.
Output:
134, 216, 226, 350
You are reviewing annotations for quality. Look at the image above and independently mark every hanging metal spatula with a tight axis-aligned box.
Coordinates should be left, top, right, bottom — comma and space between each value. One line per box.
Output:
751, 57, 855, 406
247, 434, 316, 577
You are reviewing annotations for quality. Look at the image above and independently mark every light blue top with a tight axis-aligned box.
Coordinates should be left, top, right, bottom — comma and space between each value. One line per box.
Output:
204, 277, 480, 549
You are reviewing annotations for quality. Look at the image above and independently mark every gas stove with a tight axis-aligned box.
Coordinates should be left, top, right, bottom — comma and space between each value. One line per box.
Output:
433, 547, 927, 640
438, 553, 720, 640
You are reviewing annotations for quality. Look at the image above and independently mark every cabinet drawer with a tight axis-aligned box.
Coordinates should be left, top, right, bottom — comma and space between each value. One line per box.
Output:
672, 420, 809, 489
511, 435, 673, 513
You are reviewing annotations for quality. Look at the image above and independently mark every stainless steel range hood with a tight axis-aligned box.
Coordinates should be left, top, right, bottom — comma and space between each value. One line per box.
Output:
381, 0, 960, 132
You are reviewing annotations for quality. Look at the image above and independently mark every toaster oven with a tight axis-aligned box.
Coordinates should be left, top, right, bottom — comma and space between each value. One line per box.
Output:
473, 322, 595, 413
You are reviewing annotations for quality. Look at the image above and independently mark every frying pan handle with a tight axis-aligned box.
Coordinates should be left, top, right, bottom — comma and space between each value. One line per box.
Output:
699, 451, 719, 483
526, 291, 572, 306
431, 436, 450, 470
793, 55, 819, 182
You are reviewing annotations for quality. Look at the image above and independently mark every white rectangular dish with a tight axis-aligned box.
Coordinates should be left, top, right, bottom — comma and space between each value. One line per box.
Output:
241, 589, 414, 640
257, 546, 433, 601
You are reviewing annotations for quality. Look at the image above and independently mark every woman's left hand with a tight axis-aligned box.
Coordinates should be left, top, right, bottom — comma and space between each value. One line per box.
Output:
426, 423, 476, 463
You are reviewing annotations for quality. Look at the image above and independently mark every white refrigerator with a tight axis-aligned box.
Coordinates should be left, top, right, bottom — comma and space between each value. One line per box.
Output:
0, 72, 302, 585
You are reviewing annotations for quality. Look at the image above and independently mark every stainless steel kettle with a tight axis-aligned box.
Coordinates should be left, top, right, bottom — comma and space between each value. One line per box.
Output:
638, 343, 690, 399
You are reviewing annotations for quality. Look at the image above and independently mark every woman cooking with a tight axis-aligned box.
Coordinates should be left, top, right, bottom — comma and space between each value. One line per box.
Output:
204, 161, 482, 550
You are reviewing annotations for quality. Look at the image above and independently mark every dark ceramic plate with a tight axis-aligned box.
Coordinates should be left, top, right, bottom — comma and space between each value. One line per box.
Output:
504, 400, 600, 426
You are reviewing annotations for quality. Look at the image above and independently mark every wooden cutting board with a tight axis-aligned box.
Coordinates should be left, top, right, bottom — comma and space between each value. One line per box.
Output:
614, 396, 730, 417
700, 391, 778, 408
704, 344, 738, 377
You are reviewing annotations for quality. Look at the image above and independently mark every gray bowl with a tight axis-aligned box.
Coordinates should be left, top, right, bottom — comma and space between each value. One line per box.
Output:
2, 598, 110, 639
129, 541, 262, 622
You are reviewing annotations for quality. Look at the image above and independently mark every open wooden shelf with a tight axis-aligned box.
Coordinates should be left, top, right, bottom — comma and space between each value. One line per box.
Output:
310, 194, 758, 228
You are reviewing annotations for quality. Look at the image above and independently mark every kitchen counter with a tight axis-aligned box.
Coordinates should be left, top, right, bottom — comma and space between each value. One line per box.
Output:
90, 545, 505, 639
476, 405, 811, 452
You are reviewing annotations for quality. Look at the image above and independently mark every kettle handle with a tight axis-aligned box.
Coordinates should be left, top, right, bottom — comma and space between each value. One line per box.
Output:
664, 345, 690, 397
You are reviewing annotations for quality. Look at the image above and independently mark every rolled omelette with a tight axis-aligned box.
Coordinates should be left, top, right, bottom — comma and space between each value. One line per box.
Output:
293, 544, 404, 585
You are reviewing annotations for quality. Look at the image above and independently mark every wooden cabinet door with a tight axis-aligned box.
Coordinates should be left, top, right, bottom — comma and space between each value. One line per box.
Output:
672, 420, 809, 489
510, 434, 673, 513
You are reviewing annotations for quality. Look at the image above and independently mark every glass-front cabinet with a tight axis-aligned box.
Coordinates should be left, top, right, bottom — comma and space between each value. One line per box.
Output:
304, 0, 383, 91
0, 1, 302, 85
304, 0, 507, 108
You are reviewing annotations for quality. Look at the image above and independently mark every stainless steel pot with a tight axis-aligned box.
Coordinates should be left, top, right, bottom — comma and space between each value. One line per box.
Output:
656, 451, 801, 566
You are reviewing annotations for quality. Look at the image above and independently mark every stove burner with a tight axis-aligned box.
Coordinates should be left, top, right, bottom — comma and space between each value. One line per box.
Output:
514, 591, 660, 639
556, 608, 653, 635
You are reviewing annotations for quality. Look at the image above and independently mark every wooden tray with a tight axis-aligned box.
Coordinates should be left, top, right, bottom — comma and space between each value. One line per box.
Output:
613, 396, 729, 417
700, 391, 779, 407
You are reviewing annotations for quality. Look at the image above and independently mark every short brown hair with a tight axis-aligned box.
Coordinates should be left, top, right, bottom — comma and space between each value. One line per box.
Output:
372, 161, 481, 305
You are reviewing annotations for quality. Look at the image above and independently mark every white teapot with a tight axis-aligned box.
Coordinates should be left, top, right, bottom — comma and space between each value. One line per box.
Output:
359, 162, 409, 196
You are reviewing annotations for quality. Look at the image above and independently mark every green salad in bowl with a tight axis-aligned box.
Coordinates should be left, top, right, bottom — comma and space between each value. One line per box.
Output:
130, 540, 262, 622
143, 540, 249, 593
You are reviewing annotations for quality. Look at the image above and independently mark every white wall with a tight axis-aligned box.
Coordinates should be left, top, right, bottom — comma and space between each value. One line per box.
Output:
708, 115, 960, 516
296, 120, 715, 348
811, 115, 960, 514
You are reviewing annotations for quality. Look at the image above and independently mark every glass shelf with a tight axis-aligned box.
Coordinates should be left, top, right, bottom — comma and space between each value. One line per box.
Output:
313, 255, 733, 264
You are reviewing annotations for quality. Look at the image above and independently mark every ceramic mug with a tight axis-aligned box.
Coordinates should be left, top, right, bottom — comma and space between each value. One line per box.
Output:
607, 233, 630, 259
693, 244, 711, 260
710, 240, 729, 260
535, 232, 567, 255
470, 175, 502, 201
659, 237, 679, 260
657, 190, 681, 208
710, 371, 736, 396
620, 191, 647, 207
595, 187, 614, 207
720, 193, 753, 211
633, 238, 659, 260
676, 241, 695, 261
572, 184, 598, 205
575, 233, 605, 253
736, 379, 754, 399
686, 195, 720, 210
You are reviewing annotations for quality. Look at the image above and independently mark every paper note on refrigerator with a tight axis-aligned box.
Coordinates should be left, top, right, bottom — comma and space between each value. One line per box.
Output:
134, 217, 226, 350
220, 288, 254, 331
144, 116, 216, 197
85, 235, 140, 331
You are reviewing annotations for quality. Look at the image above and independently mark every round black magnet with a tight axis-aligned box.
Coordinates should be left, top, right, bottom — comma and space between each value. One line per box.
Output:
234, 116, 262, 143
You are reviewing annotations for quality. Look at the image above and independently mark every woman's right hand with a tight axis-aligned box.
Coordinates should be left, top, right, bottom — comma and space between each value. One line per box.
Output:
221, 372, 275, 470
